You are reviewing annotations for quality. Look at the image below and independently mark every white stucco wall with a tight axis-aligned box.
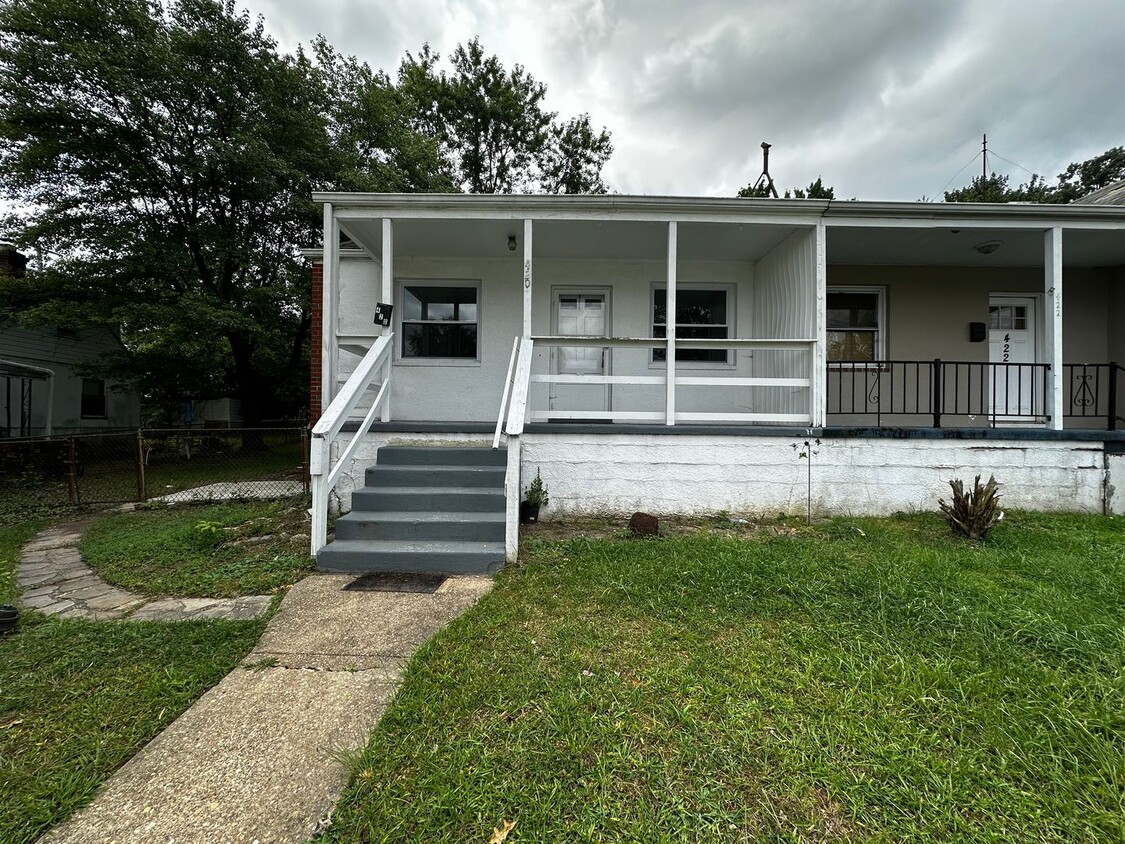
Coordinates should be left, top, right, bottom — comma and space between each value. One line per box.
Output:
327, 429, 1112, 517
1107, 452, 1125, 516
334, 255, 790, 423
519, 433, 1107, 516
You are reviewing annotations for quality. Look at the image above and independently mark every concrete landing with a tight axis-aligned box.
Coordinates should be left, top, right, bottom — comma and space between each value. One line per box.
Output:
37, 573, 493, 844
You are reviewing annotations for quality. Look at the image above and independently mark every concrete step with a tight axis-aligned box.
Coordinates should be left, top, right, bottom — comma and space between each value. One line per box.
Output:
377, 446, 506, 466
366, 465, 506, 488
316, 539, 505, 574
350, 486, 505, 513
333, 511, 505, 542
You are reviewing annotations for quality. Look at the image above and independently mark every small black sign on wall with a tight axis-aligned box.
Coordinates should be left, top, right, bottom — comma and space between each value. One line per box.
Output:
373, 302, 393, 326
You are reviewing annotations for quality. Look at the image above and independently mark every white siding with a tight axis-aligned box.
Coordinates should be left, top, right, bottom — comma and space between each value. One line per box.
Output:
751, 228, 817, 416
0, 326, 140, 435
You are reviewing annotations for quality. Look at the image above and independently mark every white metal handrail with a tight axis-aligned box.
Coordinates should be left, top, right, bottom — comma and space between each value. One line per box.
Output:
309, 333, 393, 555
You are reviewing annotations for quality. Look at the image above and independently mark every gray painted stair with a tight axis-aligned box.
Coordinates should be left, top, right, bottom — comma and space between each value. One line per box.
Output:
317, 446, 506, 575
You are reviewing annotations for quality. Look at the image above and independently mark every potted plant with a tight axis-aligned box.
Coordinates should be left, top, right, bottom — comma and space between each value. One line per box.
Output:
520, 469, 549, 524
0, 604, 19, 635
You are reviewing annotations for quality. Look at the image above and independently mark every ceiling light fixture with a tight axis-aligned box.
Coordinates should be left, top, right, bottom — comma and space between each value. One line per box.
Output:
974, 239, 1002, 255
507, 234, 517, 252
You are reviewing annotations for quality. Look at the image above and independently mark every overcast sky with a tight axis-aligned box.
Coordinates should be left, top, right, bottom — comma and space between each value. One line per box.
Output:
251, 0, 1122, 199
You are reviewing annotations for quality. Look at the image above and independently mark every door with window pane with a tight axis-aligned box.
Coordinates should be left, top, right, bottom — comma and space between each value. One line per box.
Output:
550, 292, 609, 418
988, 296, 1040, 421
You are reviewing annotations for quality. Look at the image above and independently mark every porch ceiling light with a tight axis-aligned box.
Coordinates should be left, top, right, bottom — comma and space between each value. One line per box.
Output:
507, 234, 517, 251
974, 239, 1002, 255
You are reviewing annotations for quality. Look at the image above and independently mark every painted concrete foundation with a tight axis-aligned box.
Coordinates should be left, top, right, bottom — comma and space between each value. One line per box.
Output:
519, 433, 1111, 516
331, 430, 1119, 518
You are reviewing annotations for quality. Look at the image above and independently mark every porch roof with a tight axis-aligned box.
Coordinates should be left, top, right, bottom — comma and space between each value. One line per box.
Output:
313, 193, 1125, 269
313, 191, 1125, 226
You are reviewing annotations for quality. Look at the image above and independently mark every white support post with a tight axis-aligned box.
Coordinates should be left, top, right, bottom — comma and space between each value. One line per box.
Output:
813, 221, 827, 427
1046, 227, 1064, 430
504, 436, 522, 562
322, 203, 338, 413
522, 219, 533, 337
381, 217, 394, 423
665, 221, 677, 425
309, 435, 328, 555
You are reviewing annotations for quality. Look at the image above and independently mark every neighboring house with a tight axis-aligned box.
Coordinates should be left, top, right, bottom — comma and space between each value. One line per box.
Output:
1074, 178, 1125, 206
0, 245, 141, 437
306, 193, 1125, 571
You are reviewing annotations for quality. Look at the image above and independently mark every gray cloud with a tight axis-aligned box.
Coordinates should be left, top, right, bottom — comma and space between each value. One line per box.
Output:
239, 0, 1125, 200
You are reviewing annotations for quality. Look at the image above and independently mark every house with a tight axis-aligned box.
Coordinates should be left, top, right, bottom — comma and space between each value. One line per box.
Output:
306, 193, 1125, 572
0, 245, 141, 437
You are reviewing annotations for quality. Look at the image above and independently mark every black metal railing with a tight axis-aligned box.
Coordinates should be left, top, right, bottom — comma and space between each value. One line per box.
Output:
1063, 362, 1123, 430
826, 359, 1062, 429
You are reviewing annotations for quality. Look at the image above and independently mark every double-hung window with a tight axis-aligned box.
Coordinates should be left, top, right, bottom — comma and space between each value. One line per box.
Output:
827, 287, 885, 363
80, 378, 107, 418
652, 286, 732, 364
400, 283, 479, 360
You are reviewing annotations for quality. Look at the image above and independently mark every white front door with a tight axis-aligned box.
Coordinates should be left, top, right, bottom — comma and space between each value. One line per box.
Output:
988, 296, 1040, 421
550, 291, 609, 418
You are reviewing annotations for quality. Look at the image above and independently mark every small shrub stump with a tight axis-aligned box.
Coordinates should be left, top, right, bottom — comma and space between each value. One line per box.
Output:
628, 512, 659, 537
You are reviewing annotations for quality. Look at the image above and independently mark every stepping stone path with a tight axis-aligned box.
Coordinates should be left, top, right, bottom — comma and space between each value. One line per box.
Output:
17, 519, 273, 622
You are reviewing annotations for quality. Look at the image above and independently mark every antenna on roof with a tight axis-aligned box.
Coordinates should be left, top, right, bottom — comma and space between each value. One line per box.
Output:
753, 142, 779, 198
981, 133, 988, 201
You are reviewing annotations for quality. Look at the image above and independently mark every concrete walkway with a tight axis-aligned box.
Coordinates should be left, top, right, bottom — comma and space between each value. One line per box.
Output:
17, 520, 273, 621
37, 572, 493, 844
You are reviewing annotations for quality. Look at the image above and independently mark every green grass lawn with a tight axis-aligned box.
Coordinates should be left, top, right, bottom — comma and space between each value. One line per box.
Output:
0, 509, 272, 844
0, 612, 268, 844
80, 500, 314, 598
320, 513, 1125, 844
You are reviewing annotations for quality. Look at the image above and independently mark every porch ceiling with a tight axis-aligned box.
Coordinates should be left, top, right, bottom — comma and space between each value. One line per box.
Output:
337, 217, 805, 262
828, 225, 1125, 269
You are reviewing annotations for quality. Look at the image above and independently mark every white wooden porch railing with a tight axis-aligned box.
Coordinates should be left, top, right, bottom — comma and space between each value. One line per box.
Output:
527, 336, 817, 424
309, 333, 393, 555
493, 337, 534, 560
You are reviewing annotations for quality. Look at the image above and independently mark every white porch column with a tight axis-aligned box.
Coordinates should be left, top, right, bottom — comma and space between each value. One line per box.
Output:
1045, 226, 1063, 430
522, 219, 533, 337
381, 217, 394, 422
814, 221, 827, 427
322, 202, 338, 411
665, 221, 677, 425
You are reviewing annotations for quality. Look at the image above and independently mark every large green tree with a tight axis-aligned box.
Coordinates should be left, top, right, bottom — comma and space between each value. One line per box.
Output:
399, 38, 612, 194
944, 146, 1125, 204
0, 0, 330, 422
0, 0, 451, 424
738, 176, 835, 199
943, 173, 1055, 203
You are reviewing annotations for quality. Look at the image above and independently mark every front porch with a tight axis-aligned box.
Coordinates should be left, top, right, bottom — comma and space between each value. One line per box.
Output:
307, 194, 1125, 561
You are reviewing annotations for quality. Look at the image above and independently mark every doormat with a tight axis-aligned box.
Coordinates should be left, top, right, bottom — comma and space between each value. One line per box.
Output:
343, 572, 446, 594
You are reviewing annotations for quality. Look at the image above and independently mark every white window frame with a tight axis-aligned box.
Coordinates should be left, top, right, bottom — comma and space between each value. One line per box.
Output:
826, 285, 887, 367
394, 279, 482, 367
649, 282, 736, 369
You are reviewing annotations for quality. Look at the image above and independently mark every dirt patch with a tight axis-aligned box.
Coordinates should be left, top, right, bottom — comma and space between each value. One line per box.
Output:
522, 514, 811, 542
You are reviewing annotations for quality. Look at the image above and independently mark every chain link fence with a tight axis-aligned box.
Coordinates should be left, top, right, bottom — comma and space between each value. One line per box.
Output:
0, 427, 309, 513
